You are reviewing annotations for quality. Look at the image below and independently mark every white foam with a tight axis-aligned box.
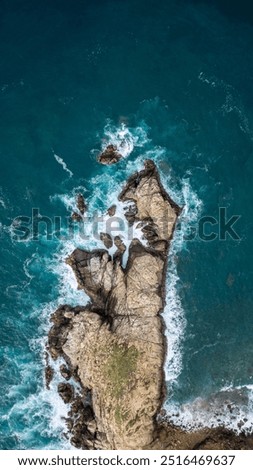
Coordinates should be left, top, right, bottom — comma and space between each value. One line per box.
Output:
23, 253, 37, 285
19, 119, 253, 446
99, 200, 148, 268
0, 186, 9, 209
54, 135, 203, 388
161, 177, 203, 385
4, 307, 73, 449
158, 171, 253, 434
53, 153, 73, 178
49, 250, 89, 306
101, 120, 150, 158
198, 71, 217, 88
0, 198, 6, 208
165, 384, 253, 435
6, 122, 174, 448
81, 142, 203, 391
51, 188, 87, 213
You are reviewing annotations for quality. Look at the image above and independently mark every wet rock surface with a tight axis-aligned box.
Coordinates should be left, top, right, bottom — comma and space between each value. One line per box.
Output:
71, 194, 87, 221
97, 144, 122, 165
45, 362, 54, 390
77, 194, 87, 214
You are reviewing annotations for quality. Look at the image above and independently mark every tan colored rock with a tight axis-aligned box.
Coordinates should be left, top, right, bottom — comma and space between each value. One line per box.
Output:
49, 160, 179, 449
119, 159, 180, 243
48, 160, 252, 450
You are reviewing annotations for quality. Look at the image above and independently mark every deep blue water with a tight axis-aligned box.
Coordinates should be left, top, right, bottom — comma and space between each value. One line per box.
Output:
0, 0, 253, 449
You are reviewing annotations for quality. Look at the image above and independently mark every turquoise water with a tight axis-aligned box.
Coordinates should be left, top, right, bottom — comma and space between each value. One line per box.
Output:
0, 0, 253, 449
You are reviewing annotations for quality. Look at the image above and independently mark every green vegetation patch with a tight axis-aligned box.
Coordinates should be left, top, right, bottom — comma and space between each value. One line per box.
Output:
106, 344, 139, 399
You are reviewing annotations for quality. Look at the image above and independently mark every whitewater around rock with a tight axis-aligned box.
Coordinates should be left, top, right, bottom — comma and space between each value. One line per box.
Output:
47, 160, 253, 450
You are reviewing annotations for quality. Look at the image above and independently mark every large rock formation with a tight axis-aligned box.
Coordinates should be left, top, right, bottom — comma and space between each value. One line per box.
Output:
48, 160, 180, 449
47, 160, 253, 450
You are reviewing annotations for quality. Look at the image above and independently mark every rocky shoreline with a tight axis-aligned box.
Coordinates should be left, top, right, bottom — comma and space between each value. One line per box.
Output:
47, 160, 253, 450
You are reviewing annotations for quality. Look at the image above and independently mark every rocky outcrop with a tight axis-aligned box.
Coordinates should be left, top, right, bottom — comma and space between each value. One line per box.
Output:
97, 144, 122, 165
151, 423, 253, 450
77, 194, 87, 214
71, 194, 87, 222
48, 160, 180, 449
47, 160, 253, 450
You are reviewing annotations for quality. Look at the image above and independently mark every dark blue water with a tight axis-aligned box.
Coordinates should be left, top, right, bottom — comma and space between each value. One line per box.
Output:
0, 0, 253, 449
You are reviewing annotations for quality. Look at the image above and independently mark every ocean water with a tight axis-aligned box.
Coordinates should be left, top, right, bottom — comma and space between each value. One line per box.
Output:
0, 0, 253, 449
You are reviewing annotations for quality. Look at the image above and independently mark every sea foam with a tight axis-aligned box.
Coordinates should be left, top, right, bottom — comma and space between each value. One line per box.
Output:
14, 121, 252, 447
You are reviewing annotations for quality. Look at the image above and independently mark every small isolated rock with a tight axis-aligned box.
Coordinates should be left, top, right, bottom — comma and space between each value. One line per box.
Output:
45, 365, 54, 389
71, 194, 87, 221
58, 383, 74, 404
107, 205, 116, 217
77, 194, 87, 214
98, 144, 122, 165
100, 232, 113, 249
